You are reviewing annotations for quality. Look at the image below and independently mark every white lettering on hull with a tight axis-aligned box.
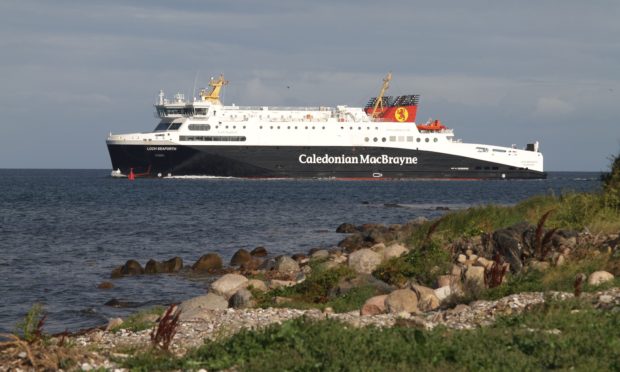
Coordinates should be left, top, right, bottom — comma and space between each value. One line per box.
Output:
298, 154, 418, 165
146, 147, 177, 151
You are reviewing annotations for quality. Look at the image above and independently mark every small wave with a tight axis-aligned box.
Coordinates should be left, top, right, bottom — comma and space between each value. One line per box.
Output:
165, 175, 236, 179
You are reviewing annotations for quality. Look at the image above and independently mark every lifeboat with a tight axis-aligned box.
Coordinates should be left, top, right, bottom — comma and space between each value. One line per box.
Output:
417, 119, 447, 132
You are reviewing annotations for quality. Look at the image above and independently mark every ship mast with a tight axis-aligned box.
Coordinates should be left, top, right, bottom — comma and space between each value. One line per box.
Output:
200, 74, 229, 104
371, 72, 392, 118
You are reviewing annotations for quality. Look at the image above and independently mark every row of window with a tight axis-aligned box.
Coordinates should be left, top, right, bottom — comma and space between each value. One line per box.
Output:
179, 136, 246, 142
364, 136, 439, 143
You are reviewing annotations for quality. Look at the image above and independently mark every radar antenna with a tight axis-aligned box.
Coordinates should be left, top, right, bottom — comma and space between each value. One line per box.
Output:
371, 72, 392, 118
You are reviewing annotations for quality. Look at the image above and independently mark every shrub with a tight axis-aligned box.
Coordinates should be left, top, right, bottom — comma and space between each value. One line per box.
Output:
602, 151, 620, 208
374, 240, 451, 287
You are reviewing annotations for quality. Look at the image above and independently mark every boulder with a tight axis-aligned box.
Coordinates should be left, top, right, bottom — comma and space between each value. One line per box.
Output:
384, 243, 408, 260
464, 266, 485, 288
178, 293, 228, 320
246, 279, 268, 292
258, 258, 276, 271
250, 246, 268, 257
338, 234, 365, 252
192, 253, 223, 272
436, 275, 459, 288
210, 274, 249, 299
491, 222, 536, 273
275, 256, 300, 275
385, 289, 418, 314
330, 274, 395, 297
411, 285, 440, 312
360, 295, 388, 316
105, 318, 123, 332
434, 286, 454, 302
336, 223, 358, 233
162, 256, 183, 272
230, 249, 252, 267
310, 249, 330, 260
229, 288, 255, 309
145, 259, 166, 274
588, 271, 615, 286
120, 260, 144, 276
348, 249, 382, 274
291, 253, 307, 263
110, 266, 123, 279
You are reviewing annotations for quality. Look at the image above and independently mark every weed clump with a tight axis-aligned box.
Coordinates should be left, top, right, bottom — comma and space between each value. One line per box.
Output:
374, 240, 451, 287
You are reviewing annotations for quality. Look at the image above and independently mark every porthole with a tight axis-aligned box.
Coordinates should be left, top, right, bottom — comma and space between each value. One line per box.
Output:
277, 126, 280, 129
416, 138, 421, 142
433, 138, 438, 142
341, 127, 344, 130
259, 126, 263, 129
312, 126, 315, 129
382, 137, 386, 142
373, 137, 378, 142
425, 138, 430, 142
225, 126, 228, 129
358, 127, 361, 130
349, 127, 353, 130
270, 126, 273, 129
287, 126, 290, 129
305, 126, 308, 129
322, 126, 325, 129
365, 137, 369, 142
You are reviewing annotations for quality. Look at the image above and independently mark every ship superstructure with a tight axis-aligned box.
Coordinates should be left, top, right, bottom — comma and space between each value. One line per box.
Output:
106, 74, 545, 179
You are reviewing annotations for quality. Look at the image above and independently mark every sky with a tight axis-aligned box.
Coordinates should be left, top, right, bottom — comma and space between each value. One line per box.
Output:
0, 0, 618, 171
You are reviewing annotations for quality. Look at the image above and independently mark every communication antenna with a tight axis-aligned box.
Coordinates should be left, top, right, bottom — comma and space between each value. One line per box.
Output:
192, 71, 199, 100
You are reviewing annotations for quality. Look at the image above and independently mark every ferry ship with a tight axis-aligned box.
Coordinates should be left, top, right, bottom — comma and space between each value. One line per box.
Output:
106, 74, 545, 179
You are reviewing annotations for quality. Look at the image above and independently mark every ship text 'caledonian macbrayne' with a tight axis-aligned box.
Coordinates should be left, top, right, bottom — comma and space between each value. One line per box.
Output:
106, 73, 545, 180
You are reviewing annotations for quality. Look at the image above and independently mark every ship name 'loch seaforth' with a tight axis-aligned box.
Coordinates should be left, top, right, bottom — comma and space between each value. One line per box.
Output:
299, 154, 418, 166
106, 73, 546, 179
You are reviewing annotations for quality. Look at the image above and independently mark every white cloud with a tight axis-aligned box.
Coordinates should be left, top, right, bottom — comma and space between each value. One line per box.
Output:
534, 97, 575, 117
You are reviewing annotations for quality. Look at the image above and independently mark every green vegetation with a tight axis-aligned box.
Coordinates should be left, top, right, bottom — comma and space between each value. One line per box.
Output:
122, 298, 620, 371
111, 306, 165, 333
14, 303, 46, 343
602, 152, 620, 208
253, 264, 373, 312
374, 240, 451, 287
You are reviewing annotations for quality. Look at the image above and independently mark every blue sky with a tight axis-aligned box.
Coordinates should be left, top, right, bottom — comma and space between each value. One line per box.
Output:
0, 0, 618, 170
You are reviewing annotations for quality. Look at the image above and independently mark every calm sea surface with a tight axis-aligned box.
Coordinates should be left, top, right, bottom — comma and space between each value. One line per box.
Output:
0, 170, 601, 333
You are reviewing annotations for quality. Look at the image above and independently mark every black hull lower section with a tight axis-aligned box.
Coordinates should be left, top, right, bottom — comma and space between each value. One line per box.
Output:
107, 144, 546, 180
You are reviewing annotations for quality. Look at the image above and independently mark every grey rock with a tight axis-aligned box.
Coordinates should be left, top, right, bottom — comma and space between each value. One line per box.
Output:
348, 249, 382, 274
229, 288, 255, 309
178, 293, 228, 320
210, 274, 249, 299
275, 256, 300, 274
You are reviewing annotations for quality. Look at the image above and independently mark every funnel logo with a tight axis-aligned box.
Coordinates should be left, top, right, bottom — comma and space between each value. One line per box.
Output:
395, 107, 408, 122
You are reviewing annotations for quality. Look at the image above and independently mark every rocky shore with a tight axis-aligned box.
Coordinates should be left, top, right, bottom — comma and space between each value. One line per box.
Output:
2, 217, 620, 371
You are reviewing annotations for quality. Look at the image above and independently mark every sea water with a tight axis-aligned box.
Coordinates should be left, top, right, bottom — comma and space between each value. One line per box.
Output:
0, 170, 600, 333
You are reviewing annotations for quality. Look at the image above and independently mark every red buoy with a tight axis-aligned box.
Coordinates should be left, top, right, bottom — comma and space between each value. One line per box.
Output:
128, 168, 135, 181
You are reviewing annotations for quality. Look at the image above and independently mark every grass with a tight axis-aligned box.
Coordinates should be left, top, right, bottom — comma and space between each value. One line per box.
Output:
403, 193, 620, 249
121, 297, 620, 371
